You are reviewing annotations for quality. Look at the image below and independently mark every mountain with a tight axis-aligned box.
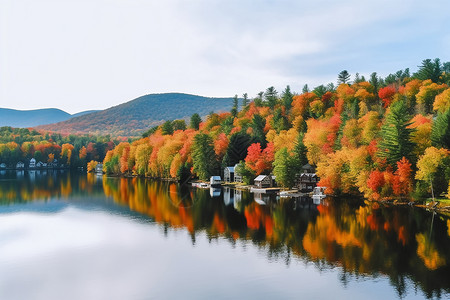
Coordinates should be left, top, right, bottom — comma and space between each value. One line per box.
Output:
0, 108, 99, 128
37, 93, 234, 136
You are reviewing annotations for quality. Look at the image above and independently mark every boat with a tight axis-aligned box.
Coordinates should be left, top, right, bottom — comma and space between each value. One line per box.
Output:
311, 186, 326, 201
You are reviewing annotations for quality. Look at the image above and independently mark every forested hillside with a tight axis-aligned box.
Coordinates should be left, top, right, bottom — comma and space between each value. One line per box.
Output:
102, 58, 450, 200
37, 93, 233, 136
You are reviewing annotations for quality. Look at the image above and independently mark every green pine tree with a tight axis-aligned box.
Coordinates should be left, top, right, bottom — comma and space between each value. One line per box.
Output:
378, 100, 415, 168
431, 108, 450, 149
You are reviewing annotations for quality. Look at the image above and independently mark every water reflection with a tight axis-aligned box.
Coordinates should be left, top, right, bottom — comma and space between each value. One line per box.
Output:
0, 171, 449, 299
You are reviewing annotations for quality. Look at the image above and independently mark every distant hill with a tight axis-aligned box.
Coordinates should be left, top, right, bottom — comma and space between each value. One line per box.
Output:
0, 108, 99, 128
37, 93, 234, 136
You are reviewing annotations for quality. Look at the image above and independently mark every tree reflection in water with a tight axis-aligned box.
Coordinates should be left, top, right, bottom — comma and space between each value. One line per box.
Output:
0, 171, 449, 299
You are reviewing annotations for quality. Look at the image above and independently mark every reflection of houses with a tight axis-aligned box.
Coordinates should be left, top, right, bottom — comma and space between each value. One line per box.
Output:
224, 166, 234, 182
210, 176, 221, 187
254, 175, 276, 188
16, 161, 25, 169
210, 187, 221, 197
29, 158, 36, 168
254, 192, 271, 205
223, 187, 234, 205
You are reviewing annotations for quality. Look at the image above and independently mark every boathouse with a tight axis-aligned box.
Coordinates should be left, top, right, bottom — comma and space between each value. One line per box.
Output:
210, 176, 222, 186
234, 164, 243, 183
16, 161, 25, 169
224, 166, 234, 182
95, 163, 103, 174
254, 175, 273, 188
29, 158, 36, 168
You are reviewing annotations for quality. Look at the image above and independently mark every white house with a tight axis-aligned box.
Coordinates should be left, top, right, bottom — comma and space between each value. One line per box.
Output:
210, 176, 221, 186
234, 164, 243, 183
29, 158, 36, 168
224, 166, 235, 182
95, 163, 103, 174
16, 161, 25, 169
209, 187, 221, 197
0, 163, 6, 169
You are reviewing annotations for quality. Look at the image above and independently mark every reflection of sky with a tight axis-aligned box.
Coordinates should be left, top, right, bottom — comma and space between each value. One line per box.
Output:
0, 207, 428, 300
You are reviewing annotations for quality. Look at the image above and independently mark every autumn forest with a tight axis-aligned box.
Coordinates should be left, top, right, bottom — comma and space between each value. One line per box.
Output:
100, 58, 450, 201
1, 58, 450, 202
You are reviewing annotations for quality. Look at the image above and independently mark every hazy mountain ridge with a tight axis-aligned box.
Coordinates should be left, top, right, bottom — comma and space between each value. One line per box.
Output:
0, 108, 98, 128
36, 93, 234, 136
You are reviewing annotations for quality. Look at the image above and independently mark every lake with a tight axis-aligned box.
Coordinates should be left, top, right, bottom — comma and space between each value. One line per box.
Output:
0, 170, 449, 299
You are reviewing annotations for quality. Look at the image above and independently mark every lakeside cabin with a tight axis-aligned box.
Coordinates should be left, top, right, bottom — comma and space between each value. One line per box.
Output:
0, 163, 6, 169
234, 165, 243, 183
16, 161, 25, 169
210, 176, 221, 187
36, 161, 47, 168
295, 173, 319, 192
224, 166, 234, 182
29, 158, 36, 169
254, 175, 274, 188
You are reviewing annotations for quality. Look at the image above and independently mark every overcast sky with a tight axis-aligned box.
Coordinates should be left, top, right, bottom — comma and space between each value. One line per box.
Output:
1, 0, 449, 114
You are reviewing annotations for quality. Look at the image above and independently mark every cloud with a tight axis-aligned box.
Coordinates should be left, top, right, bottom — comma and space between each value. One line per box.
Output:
0, 0, 449, 113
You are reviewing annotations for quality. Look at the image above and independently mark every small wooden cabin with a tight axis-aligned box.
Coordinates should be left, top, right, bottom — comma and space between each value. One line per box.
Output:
254, 175, 273, 188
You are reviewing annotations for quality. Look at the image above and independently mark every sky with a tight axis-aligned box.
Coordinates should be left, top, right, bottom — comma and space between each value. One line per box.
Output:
1, 0, 449, 114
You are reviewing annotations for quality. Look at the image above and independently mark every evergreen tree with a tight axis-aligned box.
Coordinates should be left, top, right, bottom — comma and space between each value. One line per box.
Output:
293, 133, 308, 167
161, 120, 174, 135
242, 93, 249, 108
302, 84, 309, 93
254, 91, 264, 107
378, 100, 415, 168
190, 113, 202, 130
251, 114, 267, 147
313, 85, 327, 98
337, 70, 351, 84
225, 132, 252, 166
231, 94, 239, 117
370, 72, 380, 101
281, 85, 293, 110
192, 133, 218, 180
265, 86, 278, 109
431, 109, 450, 149
414, 58, 442, 83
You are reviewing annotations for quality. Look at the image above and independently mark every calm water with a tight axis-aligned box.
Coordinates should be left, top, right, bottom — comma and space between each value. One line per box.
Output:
0, 171, 449, 300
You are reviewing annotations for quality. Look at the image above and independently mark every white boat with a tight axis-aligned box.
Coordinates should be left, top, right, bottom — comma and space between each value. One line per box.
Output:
311, 187, 326, 202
